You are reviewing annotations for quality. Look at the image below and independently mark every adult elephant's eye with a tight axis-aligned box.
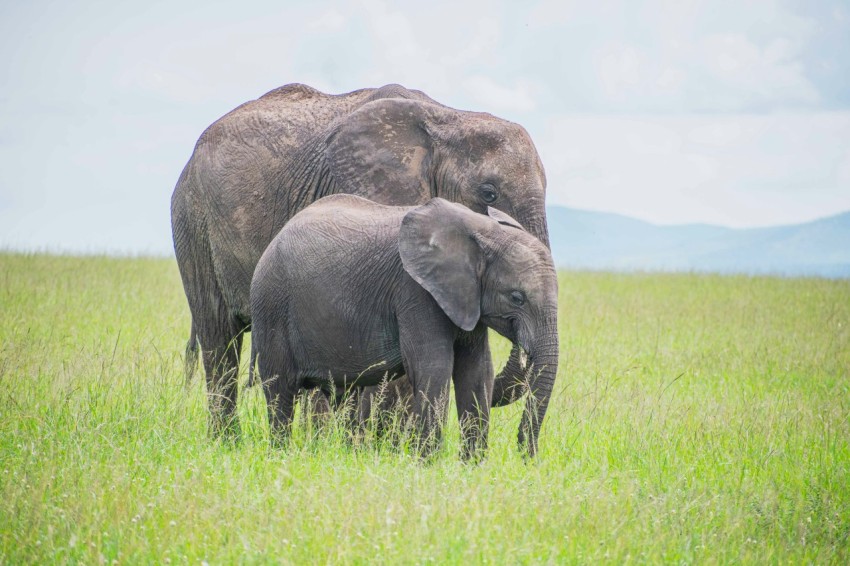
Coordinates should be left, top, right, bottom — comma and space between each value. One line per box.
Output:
510, 290, 525, 306
478, 183, 498, 204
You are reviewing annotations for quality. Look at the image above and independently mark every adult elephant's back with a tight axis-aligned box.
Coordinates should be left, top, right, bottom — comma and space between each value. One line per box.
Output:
172, 84, 437, 327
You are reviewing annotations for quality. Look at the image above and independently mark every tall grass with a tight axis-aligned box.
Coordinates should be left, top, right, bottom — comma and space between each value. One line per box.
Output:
1, 253, 848, 562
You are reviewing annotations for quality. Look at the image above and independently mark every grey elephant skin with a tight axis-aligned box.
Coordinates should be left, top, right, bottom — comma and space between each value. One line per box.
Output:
171, 83, 550, 437
250, 195, 559, 458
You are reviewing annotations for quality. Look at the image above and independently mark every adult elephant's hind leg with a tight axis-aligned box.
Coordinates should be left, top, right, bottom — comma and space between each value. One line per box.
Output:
173, 196, 245, 440
200, 326, 244, 441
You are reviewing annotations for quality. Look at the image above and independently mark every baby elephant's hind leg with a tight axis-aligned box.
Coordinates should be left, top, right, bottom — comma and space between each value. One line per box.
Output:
259, 353, 300, 447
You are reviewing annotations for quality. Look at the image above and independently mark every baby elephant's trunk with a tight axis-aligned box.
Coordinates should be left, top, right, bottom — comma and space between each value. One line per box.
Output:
518, 311, 559, 457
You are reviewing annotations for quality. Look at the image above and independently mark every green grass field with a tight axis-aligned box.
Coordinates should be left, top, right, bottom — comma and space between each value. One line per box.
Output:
1, 253, 848, 563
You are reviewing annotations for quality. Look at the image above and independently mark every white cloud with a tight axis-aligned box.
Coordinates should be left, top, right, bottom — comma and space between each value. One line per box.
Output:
462, 76, 538, 113
517, 0, 825, 113
697, 33, 819, 109
527, 0, 578, 28
309, 9, 347, 32
346, 0, 510, 108
597, 44, 644, 99
834, 148, 850, 185
586, 30, 820, 112
687, 122, 744, 146
538, 111, 850, 227
655, 66, 686, 93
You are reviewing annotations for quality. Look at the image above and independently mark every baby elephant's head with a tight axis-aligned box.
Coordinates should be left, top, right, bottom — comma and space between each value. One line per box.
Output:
400, 197, 559, 455
399, 197, 559, 370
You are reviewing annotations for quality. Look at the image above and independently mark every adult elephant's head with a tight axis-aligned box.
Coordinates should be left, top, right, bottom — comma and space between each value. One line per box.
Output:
323, 98, 550, 248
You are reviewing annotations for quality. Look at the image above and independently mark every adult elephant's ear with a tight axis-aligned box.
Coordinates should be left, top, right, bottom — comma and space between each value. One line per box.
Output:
325, 98, 441, 206
399, 199, 482, 331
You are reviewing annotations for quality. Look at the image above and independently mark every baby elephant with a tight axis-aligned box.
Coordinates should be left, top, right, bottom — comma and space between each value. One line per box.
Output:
250, 195, 559, 459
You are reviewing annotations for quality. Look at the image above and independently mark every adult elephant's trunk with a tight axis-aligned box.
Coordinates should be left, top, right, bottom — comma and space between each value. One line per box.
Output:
509, 199, 550, 249
525, 211, 550, 249
491, 347, 529, 407
491, 208, 550, 408
517, 311, 559, 457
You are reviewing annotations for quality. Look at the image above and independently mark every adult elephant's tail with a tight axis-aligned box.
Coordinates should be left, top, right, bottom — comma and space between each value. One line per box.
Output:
184, 319, 199, 388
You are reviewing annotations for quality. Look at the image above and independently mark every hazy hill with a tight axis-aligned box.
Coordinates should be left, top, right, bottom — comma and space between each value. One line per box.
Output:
547, 207, 850, 278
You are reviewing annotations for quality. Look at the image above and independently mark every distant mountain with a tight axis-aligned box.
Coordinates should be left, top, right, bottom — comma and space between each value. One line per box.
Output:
546, 207, 850, 278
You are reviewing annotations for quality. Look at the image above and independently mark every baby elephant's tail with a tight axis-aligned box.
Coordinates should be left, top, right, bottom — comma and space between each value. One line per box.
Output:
183, 320, 199, 389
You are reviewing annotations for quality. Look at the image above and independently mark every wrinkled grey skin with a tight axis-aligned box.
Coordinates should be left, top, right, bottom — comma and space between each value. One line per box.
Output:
251, 196, 559, 459
171, 83, 549, 437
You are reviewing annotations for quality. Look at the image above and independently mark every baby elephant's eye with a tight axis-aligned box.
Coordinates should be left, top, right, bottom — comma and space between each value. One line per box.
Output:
510, 290, 526, 306
479, 183, 498, 204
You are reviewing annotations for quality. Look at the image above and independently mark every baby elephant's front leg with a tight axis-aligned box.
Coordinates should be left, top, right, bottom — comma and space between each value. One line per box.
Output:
453, 326, 494, 461
399, 321, 455, 459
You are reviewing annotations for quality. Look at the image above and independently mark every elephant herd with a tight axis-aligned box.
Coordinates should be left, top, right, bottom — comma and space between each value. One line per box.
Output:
170, 83, 560, 459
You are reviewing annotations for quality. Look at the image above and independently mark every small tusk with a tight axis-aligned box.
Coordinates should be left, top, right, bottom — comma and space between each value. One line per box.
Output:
518, 349, 528, 370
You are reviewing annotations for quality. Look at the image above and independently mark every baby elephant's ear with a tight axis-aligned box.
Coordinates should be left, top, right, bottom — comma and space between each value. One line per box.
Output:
399, 199, 482, 331
487, 206, 525, 231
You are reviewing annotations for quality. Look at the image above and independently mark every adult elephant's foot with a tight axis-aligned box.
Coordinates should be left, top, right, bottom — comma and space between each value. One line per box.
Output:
205, 374, 241, 443
208, 412, 241, 445
200, 329, 245, 443
206, 380, 241, 444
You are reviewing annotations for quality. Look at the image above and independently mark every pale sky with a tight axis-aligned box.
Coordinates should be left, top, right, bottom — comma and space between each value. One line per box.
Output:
1, 0, 849, 254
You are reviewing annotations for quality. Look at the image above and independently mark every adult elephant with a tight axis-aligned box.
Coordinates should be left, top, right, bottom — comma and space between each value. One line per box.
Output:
171, 83, 550, 438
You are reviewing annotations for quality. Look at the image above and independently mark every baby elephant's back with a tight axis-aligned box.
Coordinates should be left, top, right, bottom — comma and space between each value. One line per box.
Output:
257, 194, 409, 295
